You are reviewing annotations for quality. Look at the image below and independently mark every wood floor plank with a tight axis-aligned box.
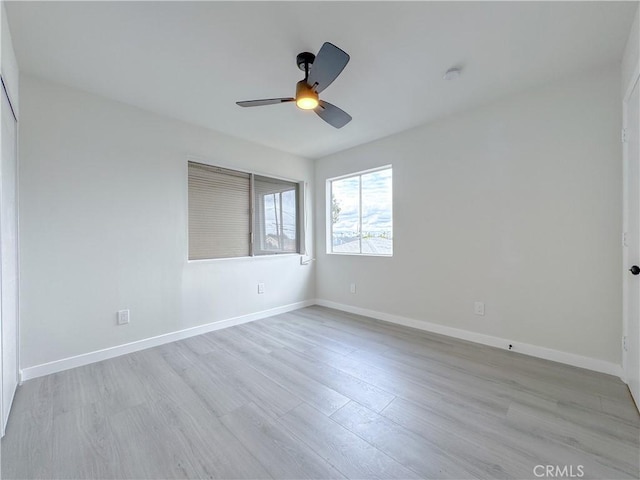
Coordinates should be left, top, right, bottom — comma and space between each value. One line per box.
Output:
51, 364, 102, 416
220, 403, 345, 479
201, 349, 304, 419
357, 345, 606, 417
175, 356, 248, 417
87, 356, 148, 415
148, 395, 273, 479
181, 333, 219, 356
303, 307, 466, 353
248, 320, 358, 356
277, 402, 420, 479
161, 338, 300, 420
210, 325, 275, 355
506, 401, 639, 476
380, 396, 528, 479
346, 347, 514, 413
276, 312, 393, 354
600, 393, 640, 425
238, 320, 327, 354
330, 400, 478, 479
384, 395, 636, 479
1, 377, 54, 479
51, 401, 117, 479
284, 308, 419, 352
268, 346, 396, 412
210, 332, 351, 416
107, 403, 202, 479
307, 343, 510, 419
157, 338, 200, 373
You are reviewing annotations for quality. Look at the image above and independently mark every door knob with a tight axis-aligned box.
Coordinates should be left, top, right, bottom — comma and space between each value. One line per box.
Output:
630, 265, 640, 276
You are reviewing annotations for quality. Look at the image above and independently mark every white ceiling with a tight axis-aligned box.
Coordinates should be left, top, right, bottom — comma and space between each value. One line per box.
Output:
6, 1, 637, 158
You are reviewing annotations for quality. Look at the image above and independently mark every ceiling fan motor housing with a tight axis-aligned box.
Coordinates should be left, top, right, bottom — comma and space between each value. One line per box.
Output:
296, 52, 316, 71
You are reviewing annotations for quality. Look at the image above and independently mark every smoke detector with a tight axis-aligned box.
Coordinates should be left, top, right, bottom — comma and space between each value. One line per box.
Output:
443, 67, 462, 81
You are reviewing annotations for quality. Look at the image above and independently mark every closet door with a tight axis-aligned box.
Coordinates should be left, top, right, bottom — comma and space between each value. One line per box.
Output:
624, 75, 640, 410
1, 80, 18, 436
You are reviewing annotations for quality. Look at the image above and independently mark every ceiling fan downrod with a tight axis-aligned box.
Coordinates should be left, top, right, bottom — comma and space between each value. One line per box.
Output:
296, 52, 316, 82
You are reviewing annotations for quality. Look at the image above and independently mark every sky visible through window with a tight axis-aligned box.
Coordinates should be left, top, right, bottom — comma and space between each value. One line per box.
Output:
331, 168, 392, 255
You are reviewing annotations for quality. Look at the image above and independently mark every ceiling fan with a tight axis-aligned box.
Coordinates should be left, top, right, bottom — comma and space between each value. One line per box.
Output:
236, 42, 352, 129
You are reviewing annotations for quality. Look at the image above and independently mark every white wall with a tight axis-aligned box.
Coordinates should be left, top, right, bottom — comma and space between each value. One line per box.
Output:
19, 75, 315, 370
622, 4, 639, 96
1, 2, 19, 112
315, 67, 622, 365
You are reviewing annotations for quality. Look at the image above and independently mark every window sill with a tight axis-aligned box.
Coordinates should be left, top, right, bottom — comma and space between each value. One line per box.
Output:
188, 253, 302, 264
326, 252, 393, 257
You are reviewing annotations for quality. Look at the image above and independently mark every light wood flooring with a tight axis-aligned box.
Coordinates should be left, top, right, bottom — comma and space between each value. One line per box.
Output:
2, 306, 639, 479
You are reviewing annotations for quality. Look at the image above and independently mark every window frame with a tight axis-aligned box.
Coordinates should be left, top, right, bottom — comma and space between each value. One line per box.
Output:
187, 160, 303, 262
252, 175, 301, 256
326, 165, 393, 257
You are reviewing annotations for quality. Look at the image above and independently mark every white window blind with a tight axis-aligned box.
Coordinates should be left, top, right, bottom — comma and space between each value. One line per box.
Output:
188, 162, 250, 260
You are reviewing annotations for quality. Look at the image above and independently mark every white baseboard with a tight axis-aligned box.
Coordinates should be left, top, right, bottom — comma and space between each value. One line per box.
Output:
19, 297, 624, 382
19, 300, 315, 382
315, 299, 624, 379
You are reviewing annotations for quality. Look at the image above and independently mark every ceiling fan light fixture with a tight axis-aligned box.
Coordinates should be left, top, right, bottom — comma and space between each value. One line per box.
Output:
295, 80, 319, 110
296, 96, 319, 110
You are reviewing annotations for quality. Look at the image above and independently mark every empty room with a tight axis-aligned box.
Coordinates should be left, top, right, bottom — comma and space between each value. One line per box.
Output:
0, 1, 639, 479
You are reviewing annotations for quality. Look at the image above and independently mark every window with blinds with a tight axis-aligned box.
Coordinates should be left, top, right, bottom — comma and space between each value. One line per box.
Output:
188, 161, 300, 260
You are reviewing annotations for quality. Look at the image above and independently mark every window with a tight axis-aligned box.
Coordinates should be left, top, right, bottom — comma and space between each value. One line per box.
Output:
188, 161, 299, 260
253, 175, 299, 255
328, 166, 392, 255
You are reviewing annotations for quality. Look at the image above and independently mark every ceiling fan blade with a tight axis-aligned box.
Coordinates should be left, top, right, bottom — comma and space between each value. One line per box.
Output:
314, 100, 352, 129
236, 98, 295, 107
307, 43, 350, 94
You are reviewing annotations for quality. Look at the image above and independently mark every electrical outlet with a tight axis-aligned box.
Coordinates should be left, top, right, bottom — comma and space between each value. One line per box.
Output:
474, 302, 485, 316
350, 283, 356, 294
257, 283, 265, 294
117, 309, 130, 325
